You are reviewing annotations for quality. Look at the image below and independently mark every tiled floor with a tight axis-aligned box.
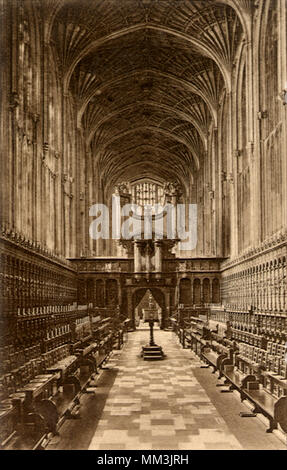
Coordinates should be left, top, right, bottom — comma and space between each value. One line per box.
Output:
48, 329, 286, 450
87, 330, 241, 450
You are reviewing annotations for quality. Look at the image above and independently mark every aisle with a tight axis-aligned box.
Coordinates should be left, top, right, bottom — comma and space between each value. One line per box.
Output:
88, 330, 242, 450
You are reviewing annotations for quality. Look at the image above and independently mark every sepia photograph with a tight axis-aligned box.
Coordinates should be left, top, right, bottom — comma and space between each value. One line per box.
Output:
0, 0, 286, 454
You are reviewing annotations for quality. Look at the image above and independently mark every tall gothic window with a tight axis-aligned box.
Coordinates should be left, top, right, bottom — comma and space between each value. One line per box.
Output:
262, 1, 283, 238
131, 180, 165, 207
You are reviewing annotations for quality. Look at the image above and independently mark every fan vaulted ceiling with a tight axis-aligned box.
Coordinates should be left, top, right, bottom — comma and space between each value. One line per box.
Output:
50, 0, 245, 192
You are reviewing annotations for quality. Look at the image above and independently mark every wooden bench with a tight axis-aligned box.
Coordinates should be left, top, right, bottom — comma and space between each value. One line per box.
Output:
198, 340, 287, 436
201, 340, 234, 377
20, 374, 56, 401
201, 349, 218, 373
189, 331, 204, 356
46, 355, 78, 381
224, 369, 244, 388
75, 342, 98, 373
0, 374, 59, 439
244, 388, 279, 433
0, 402, 15, 448
221, 365, 257, 400
0, 349, 98, 448
34, 372, 83, 435
220, 364, 287, 433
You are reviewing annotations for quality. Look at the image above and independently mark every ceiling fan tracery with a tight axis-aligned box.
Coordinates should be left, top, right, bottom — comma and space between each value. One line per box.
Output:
49, 0, 244, 186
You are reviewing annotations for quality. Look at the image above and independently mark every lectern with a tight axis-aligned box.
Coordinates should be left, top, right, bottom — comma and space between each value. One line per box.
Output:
141, 294, 165, 360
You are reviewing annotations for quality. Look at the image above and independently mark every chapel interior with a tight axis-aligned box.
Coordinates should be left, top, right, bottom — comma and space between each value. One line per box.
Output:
0, 0, 287, 451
